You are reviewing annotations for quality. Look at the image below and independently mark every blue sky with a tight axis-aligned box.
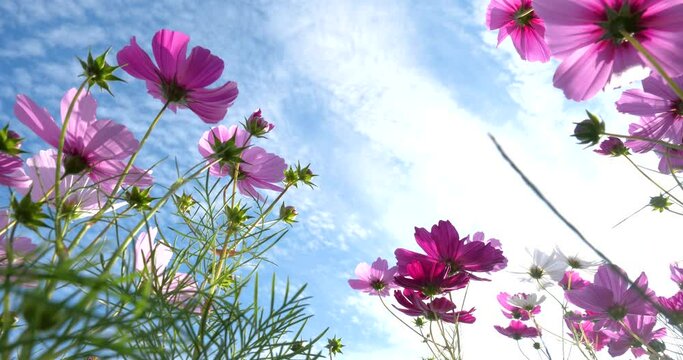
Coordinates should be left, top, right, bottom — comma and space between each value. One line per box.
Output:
2, 1, 681, 358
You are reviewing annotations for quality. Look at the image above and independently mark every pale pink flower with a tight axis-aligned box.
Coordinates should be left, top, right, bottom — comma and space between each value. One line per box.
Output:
134, 227, 173, 277
117, 29, 238, 123
486, 0, 550, 62
13, 89, 152, 192
533, 0, 683, 101
348, 257, 397, 297
617, 74, 683, 152
497, 292, 542, 320
198, 125, 286, 200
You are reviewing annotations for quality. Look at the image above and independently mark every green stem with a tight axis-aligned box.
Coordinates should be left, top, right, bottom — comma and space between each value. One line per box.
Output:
620, 30, 683, 101
67, 102, 169, 253
623, 154, 683, 206
53, 79, 89, 259
1, 224, 18, 360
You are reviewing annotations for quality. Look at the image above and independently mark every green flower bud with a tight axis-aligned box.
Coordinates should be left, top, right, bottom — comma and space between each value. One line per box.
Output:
649, 194, 671, 212
174, 192, 196, 213
10, 195, 48, 230
325, 336, 344, 355
279, 203, 298, 225
125, 186, 155, 211
573, 111, 605, 146
0, 125, 24, 156
78, 48, 124, 95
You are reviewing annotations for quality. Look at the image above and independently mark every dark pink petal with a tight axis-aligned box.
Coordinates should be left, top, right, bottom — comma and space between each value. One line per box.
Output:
565, 286, 614, 313
414, 226, 440, 259
0, 154, 31, 189
486, 0, 515, 30
186, 81, 239, 123
117, 36, 160, 82
177, 46, 224, 89
509, 21, 550, 62
152, 29, 190, 82
14, 94, 60, 148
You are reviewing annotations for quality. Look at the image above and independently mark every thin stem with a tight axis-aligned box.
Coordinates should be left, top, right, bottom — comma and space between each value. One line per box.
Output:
1, 224, 18, 360
53, 79, 89, 259
620, 30, 683, 101
517, 340, 532, 360
623, 154, 683, 206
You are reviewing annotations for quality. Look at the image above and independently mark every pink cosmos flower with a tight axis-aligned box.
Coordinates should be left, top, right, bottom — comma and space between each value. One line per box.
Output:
133, 228, 198, 312
198, 125, 286, 200
134, 227, 173, 277
659, 291, 683, 325
393, 289, 476, 324
393, 259, 470, 297
117, 29, 238, 123
671, 263, 683, 289
653, 145, 683, 174
594, 137, 629, 156
565, 265, 656, 330
494, 320, 539, 340
533, 0, 683, 101
14, 89, 152, 193
0, 153, 30, 189
617, 74, 683, 152
565, 316, 611, 351
559, 271, 590, 291
0, 210, 37, 287
607, 315, 665, 358
348, 257, 398, 297
23, 150, 107, 217
245, 109, 274, 137
497, 292, 543, 320
486, 0, 550, 62
394, 220, 507, 280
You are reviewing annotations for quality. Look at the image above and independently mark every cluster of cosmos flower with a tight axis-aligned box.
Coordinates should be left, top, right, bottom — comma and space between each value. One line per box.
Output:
0, 29, 289, 311
486, 0, 683, 176
494, 248, 683, 358
348, 220, 507, 325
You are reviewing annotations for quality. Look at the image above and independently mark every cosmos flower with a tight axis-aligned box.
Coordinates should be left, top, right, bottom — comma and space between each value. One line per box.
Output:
533, 0, 683, 101
393, 258, 470, 297
671, 262, 683, 289
394, 220, 507, 280
593, 137, 629, 156
522, 249, 566, 287
659, 291, 683, 325
564, 265, 657, 330
494, 320, 539, 340
0, 210, 37, 287
497, 292, 543, 320
393, 289, 475, 324
197, 125, 286, 200
617, 74, 683, 152
565, 316, 611, 351
0, 153, 30, 189
559, 271, 590, 291
13, 89, 152, 193
117, 29, 239, 123
486, 0, 550, 62
607, 315, 665, 358
348, 257, 398, 297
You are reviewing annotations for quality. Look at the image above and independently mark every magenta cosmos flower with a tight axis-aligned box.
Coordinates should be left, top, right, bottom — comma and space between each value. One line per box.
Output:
594, 137, 629, 156
670, 262, 683, 289
617, 74, 683, 152
486, 0, 550, 62
198, 125, 286, 200
533, 0, 683, 101
494, 320, 539, 340
559, 270, 590, 291
348, 257, 397, 296
659, 291, 683, 325
497, 292, 543, 320
0, 153, 30, 189
565, 264, 657, 330
565, 316, 611, 351
393, 259, 470, 297
117, 29, 238, 123
14, 89, 152, 193
393, 289, 475, 324
607, 315, 665, 358
394, 220, 507, 280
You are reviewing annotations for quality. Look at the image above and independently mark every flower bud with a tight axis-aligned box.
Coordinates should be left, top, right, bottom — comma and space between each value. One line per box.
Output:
325, 336, 344, 355
649, 194, 671, 212
78, 48, 124, 95
125, 186, 155, 211
279, 203, 298, 224
244, 108, 274, 137
573, 111, 604, 146
0, 125, 24, 156
10, 195, 48, 230
594, 137, 629, 156
174, 192, 196, 213
226, 202, 250, 231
